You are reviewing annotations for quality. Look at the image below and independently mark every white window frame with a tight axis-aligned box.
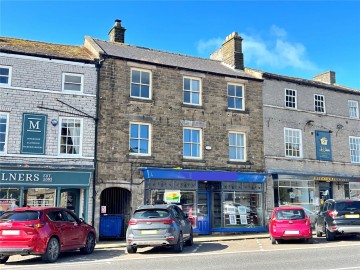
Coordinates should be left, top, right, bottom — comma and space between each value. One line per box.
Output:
314, 94, 326, 113
285, 88, 297, 109
130, 68, 152, 100
227, 83, 245, 111
229, 131, 246, 161
348, 100, 359, 118
62, 73, 84, 93
349, 136, 360, 163
58, 117, 83, 156
129, 122, 151, 156
0, 112, 9, 155
0, 66, 12, 86
183, 127, 202, 159
284, 128, 302, 158
183, 76, 202, 106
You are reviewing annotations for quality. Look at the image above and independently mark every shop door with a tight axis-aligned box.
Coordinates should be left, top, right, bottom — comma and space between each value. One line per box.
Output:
319, 181, 332, 203
60, 189, 80, 215
197, 192, 210, 235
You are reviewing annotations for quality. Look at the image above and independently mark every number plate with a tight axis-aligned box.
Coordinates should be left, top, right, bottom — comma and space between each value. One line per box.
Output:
141, 230, 157, 235
284, 230, 299, 235
345, 214, 360, 218
2, 230, 20, 235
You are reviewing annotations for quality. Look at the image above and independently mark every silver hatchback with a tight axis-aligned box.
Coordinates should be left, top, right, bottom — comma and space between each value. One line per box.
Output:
126, 204, 193, 253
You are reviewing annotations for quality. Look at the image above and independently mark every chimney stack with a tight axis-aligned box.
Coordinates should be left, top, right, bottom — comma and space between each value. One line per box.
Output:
210, 32, 244, 70
108, 19, 126, 43
313, 71, 336, 85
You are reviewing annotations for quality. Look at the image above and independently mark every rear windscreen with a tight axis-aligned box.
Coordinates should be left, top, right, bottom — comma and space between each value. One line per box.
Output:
276, 209, 305, 220
0, 211, 41, 221
133, 209, 169, 219
335, 201, 360, 211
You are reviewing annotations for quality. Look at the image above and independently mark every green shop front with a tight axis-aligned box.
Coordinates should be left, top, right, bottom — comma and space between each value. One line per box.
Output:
141, 168, 267, 235
0, 168, 92, 221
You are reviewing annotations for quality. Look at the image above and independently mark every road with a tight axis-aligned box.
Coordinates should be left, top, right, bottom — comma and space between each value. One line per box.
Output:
1, 236, 360, 270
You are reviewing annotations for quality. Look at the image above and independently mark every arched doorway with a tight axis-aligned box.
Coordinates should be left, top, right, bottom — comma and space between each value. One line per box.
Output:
99, 187, 131, 239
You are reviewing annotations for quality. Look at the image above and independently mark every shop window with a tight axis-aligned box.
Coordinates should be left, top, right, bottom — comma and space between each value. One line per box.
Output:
0, 188, 20, 212
25, 188, 56, 207
349, 182, 360, 200
223, 192, 263, 227
150, 190, 197, 228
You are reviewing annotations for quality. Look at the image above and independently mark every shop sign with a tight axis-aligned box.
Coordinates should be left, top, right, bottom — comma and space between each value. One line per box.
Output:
21, 113, 47, 154
164, 190, 181, 203
315, 130, 332, 161
0, 169, 92, 187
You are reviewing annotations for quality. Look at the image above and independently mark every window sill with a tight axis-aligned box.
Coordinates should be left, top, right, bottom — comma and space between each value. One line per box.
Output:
225, 108, 249, 114
227, 160, 252, 165
127, 154, 154, 160
181, 158, 206, 163
182, 104, 204, 109
128, 97, 153, 103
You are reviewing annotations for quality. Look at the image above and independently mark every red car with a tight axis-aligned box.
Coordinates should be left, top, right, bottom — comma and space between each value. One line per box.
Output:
269, 206, 313, 244
0, 207, 96, 263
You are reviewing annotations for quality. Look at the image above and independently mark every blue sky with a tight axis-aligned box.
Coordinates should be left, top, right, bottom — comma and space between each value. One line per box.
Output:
1, 1, 359, 89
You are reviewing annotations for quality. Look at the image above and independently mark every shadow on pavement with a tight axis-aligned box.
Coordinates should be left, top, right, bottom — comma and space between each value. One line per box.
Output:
133, 242, 228, 254
4, 249, 125, 266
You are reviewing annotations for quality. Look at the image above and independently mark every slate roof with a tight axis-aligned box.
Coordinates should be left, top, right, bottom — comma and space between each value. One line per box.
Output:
246, 68, 360, 95
0, 36, 94, 63
93, 38, 256, 79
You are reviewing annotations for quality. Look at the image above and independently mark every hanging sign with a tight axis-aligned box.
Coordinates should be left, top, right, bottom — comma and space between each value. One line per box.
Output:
315, 130, 332, 161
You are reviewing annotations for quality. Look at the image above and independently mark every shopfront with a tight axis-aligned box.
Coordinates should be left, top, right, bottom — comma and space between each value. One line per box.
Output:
0, 168, 93, 221
272, 173, 360, 213
141, 168, 267, 235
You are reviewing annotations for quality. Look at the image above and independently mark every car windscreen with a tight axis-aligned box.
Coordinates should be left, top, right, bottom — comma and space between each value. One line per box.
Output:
133, 209, 169, 219
0, 210, 41, 221
335, 201, 360, 212
276, 209, 305, 220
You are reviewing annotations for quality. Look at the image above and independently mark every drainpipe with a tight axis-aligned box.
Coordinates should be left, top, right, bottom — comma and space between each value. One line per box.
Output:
92, 57, 104, 226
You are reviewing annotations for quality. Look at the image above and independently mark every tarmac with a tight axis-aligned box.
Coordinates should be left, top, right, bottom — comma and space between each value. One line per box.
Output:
96, 232, 270, 249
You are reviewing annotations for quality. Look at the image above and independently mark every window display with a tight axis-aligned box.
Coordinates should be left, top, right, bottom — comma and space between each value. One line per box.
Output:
25, 188, 56, 207
0, 188, 20, 212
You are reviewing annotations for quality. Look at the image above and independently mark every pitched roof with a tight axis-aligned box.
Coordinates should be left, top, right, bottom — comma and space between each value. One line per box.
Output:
92, 38, 256, 79
246, 68, 360, 95
0, 36, 94, 63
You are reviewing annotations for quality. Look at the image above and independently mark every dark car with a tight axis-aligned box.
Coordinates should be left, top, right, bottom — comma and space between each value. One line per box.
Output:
269, 206, 313, 244
126, 204, 193, 253
315, 199, 360, 241
0, 207, 96, 263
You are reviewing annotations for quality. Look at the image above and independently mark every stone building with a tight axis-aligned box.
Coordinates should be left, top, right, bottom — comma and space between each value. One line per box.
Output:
246, 68, 360, 217
0, 37, 97, 223
85, 20, 267, 236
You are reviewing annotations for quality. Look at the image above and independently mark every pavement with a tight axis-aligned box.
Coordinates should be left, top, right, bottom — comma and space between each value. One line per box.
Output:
96, 232, 270, 249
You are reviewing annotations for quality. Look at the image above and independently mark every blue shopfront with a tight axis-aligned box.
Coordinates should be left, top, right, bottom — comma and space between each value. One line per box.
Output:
0, 168, 92, 221
141, 168, 267, 235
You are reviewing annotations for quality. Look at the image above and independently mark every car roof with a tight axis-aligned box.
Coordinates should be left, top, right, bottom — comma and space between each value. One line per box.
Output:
136, 204, 175, 210
11, 206, 68, 212
274, 206, 305, 211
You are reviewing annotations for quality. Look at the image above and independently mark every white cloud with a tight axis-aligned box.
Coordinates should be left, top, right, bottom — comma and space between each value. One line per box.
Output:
196, 37, 223, 55
196, 25, 319, 72
242, 25, 318, 71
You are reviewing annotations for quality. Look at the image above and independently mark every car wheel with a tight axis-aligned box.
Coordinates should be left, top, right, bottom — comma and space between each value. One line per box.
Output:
80, 233, 95, 254
325, 227, 336, 241
42, 237, 60, 263
0, 255, 9, 264
185, 229, 194, 246
315, 222, 323, 237
270, 236, 277, 245
173, 233, 183, 253
127, 245, 137, 254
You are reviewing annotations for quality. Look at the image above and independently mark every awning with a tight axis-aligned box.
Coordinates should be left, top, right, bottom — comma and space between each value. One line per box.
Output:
141, 168, 267, 183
